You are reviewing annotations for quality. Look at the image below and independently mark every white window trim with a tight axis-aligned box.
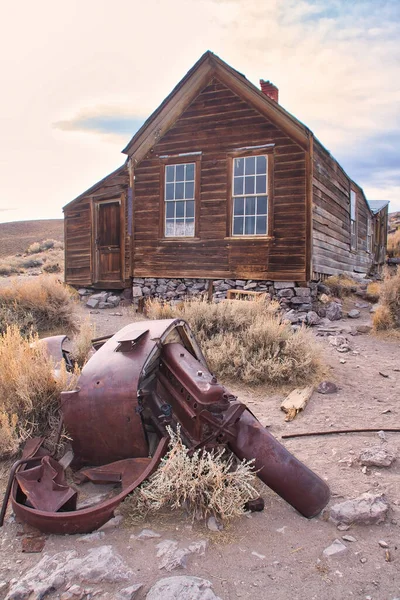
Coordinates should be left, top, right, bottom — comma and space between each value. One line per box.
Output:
231, 155, 269, 237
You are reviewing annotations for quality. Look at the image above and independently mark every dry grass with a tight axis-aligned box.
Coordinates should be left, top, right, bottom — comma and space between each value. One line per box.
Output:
124, 427, 258, 523
0, 275, 78, 336
0, 219, 64, 258
0, 326, 79, 458
146, 298, 324, 386
366, 281, 381, 303
387, 228, 400, 258
71, 319, 96, 367
373, 268, 400, 330
324, 275, 357, 298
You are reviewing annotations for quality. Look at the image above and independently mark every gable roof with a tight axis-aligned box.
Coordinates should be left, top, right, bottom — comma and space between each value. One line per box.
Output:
368, 200, 390, 214
122, 51, 311, 165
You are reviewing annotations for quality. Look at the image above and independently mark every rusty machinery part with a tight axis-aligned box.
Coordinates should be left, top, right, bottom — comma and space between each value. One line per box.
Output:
4, 319, 330, 534
32, 335, 75, 372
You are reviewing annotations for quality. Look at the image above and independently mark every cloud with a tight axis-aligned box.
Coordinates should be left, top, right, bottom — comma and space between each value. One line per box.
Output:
54, 109, 144, 139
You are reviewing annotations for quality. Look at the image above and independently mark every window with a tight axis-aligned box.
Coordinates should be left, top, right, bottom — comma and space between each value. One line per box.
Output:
164, 162, 195, 237
232, 155, 268, 236
350, 190, 357, 250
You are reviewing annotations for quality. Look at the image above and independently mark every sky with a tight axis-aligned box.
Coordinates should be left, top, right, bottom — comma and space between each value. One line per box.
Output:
0, 0, 399, 224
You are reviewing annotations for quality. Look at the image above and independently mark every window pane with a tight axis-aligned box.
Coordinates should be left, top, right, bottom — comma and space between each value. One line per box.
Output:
165, 220, 175, 237
186, 163, 195, 180
175, 182, 184, 199
186, 200, 194, 218
233, 216, 244, 235
244, 176, 255, 195
176, 164, 185, 181
165, 183, 174, 200
245, 156, 255, 175
176, 201, 185, 218
256, 155, 267, 174
257, 195, 267, 214
234, 177, 244, 196
166, 202, 175, 218
234, 197, 244, 216
234, 158, 244, 177
185, 181, 194, 199
245, 197, 256, 215
185, 219, 195, 236
256, 175, 267, 194
245, 216, 255, 235
175, 219, 185, 236
256, 215, 267, 235
166, 165, 175, 182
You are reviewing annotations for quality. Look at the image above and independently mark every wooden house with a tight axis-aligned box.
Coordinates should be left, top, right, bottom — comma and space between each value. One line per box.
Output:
63, 51, 388, 292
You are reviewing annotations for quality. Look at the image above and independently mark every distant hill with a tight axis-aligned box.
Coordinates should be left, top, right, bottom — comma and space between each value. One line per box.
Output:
0, 219, 64, 258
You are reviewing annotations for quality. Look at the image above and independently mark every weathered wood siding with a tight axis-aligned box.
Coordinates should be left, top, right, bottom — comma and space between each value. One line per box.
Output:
64, 166, 130, 287
312, 139, 372, 276
133, 78, 308, 281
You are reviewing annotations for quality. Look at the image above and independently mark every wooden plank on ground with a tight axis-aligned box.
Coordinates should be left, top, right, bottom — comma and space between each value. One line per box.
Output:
281, 386, 314, 421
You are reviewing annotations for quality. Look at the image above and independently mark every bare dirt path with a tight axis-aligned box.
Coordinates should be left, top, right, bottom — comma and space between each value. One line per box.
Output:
1, 302, 400, 599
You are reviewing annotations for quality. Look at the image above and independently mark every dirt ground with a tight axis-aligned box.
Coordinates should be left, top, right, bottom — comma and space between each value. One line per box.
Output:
1, 300, 400, 599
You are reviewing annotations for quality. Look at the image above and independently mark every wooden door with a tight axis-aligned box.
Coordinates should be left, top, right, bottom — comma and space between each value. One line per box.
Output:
94, 199, 122, 283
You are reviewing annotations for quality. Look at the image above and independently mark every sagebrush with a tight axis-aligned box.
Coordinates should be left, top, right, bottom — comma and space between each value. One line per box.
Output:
124, 427, 258, 523
146, 298, 324, 386
324, 275, 357, 298
0, 326, 79, 458
387, 229, 400, 258
0, 246, 64, 277
0, 275, 78, 335
373, 268, 400, 330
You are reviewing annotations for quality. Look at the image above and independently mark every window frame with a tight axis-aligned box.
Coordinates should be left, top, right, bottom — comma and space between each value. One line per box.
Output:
226, 148, 274, 239
367, 215, 373, 254
350, 188, 357, 251
159, 154, 201, 240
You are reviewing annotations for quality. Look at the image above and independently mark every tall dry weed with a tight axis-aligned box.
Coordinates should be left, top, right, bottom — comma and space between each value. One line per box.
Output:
146, 298, 323, 386
387, 229, 400, 258
124, 427, 258, 523
71, 319, 96, 367
324, 275, 357, 298
0, 326, 79, 457
373, 267, 400, 330
0, 275, 78, 335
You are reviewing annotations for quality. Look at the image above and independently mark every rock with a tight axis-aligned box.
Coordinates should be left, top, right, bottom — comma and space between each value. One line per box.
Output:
77, 531, 105, 543
107, 294, 121, 307
244, 497, 265, 512
378, 540, 389, 548
359, 447, 395, 467
77, 288, 91, 296
330, 492, 390, 525
294, 287, 312, 297
156, 540, 191, 572
244, 282, 257, 290
235, 280, 246, 286
326, 302, 343, 321
98, 515, 124, 531
274, 281, 295, 289
156, 285, 167, 294
347, 309, 361, 319
290, 296, 308, 305
146, 576, 222, 600
60, 585, 85, 599
323, 539, 347, 557
98, 302, 112, 309
251, 551, 266, 559
86, 298, 99, 309
317, 381, 338, 394
89, 292, 110, 302
337, 524, 350, 531
5, 546, 132, 600
283, 309, 298, 324
277, 288, 295, 298
329, 335, 351, 352
131, 286, 143, 298
188, 540, 207, 556
317, 283, 330, 295
133, 529, 161, 540
207, 516, 223, 531
306, 311, 321, 326
116, 584, 143, 600
319, 293, 330, 304
377, 430, 387, 441
342, 535, 357, 542
133, 278, 145, 284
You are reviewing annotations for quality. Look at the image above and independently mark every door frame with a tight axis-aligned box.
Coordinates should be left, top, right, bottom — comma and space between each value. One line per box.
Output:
92, 195, 125, 286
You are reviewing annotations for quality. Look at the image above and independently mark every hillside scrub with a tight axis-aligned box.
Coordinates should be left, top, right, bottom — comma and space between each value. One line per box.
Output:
0, 275, 78, 335
387, 228, 400, 258
0, 246, 64, 277
373, 268, 400, 331
145, 298, 324, 386
0, 326, 78, 458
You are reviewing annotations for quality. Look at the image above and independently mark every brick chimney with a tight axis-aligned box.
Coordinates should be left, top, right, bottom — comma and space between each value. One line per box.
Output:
259, 80, 279, 103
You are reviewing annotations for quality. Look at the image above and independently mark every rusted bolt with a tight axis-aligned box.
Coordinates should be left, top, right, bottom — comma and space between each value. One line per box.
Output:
197, 370, 203, 377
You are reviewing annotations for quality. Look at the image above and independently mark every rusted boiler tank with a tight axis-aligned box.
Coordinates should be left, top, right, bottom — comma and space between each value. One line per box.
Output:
2, 319, 329, 534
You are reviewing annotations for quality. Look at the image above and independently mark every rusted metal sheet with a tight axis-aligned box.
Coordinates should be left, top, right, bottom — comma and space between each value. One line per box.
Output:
3, 318, 330, 534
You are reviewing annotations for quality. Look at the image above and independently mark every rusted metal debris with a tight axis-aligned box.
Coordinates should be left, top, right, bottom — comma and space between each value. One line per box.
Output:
1, 319, 330, 534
